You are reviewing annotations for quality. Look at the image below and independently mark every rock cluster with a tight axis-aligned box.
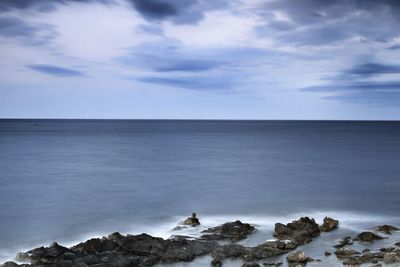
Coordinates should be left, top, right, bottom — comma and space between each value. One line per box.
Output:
274, 217, 320, 245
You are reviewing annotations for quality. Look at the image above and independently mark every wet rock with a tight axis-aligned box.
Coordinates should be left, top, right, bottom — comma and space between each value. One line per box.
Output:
375, 224, 399, 234
395, 242, 400, 246
211, 259, 223, 267
324, 251, 331, 256
354, 232, 384, 242
334, 236, 353, 248
183, 213, 200, 226
286, 251, 313, 266
274, 217, 320, 245
242, 263, 260, 267
202, 220, 255, 241
320, 217, 339, 232
263, 262, 283, 266
334, 248, 361, 258
383, 251, 400, 264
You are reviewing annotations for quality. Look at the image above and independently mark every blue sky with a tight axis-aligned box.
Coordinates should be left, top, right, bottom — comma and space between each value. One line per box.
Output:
0, 0, 400, 119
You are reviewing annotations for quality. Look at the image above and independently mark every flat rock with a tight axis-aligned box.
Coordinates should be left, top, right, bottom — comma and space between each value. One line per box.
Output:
354, 232, 384, 242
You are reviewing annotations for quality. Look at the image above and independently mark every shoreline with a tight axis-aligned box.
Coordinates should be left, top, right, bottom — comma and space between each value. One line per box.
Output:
2, 214, 400, 267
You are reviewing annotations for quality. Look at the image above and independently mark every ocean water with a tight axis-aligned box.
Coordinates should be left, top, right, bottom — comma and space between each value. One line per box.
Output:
1, 119, 400, 266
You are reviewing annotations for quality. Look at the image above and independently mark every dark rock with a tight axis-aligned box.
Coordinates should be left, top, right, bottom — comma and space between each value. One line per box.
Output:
375, 224, 399, 234
202, 220, 255, 241
211, 259, 223, 267
334, 236, 353, 248
395, 242, 400, 246
242, 263, 260, 267
334, 248, 361, 258
320, 217, 339, 232
274, 217, 320, 245
263, 262, 282, 266
354, 232, 384, 242
183, 212, 200, 226
286, 251, 313, 266
2, 262, 24, 267
324, 251, 331, 256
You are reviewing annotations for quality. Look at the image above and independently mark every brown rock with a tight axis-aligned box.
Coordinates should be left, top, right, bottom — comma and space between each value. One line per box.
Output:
320, 217, 339, 232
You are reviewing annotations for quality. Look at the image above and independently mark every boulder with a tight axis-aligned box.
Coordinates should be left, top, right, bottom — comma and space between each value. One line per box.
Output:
274, 217, 320, 245
320, 217, 339, 232
202, 220, 255, 241
354, 232, 384, 242
183, 213, 200, 226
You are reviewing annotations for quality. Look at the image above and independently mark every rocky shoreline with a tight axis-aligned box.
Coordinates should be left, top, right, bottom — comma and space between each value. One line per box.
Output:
2, 214, 400, 267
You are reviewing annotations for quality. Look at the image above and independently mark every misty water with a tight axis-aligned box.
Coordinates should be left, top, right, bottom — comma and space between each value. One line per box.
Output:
1, 120, 400, 266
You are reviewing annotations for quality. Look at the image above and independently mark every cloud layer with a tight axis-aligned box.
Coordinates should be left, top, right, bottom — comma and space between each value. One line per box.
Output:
0, 0, 400, 119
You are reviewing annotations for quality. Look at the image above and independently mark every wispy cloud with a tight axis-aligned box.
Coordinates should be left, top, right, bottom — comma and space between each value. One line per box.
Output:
28, 64, 84, 77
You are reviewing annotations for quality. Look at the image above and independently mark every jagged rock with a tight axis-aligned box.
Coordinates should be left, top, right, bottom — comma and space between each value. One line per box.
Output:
354, 232, 384, 242
320, 217, 339, 232
334, 236, 353, 248
202, 220, 255, 241
286, 251, 313, 266
274, 217, 320, 245
375, 225, 399, 234
183, 213, 200, 226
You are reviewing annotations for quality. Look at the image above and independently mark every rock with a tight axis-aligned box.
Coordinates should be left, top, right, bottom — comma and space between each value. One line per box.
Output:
334, 248, 361, 258
211, 259, 223, 267
324, 251, 331, 256
263, 262, 283, 266
274, 217, 320, 245
375, 224, 399, 234
383, 251, 400, 264
202, 220, 255, 241
286, 251, 312, 266
395, 242, 400, 246
2, 262, 25, 267
320, 217, 339, 232
334, 236, 353, 248
183, 212, 200, 226
172, 226, 187, 231
242, 263, 260, 267
354, 232, 384, 242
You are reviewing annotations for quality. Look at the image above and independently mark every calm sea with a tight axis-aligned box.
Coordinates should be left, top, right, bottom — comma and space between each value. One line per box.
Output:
1, 120, 400, 265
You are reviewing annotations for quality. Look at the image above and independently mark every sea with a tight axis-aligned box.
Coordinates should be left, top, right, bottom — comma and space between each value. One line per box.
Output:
1, 119, 400, 266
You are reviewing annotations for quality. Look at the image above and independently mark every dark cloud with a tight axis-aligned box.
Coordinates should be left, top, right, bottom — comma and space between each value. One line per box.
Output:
28, 64, 84, 77
257, 0, 400, 46
0, 0, 112, 12
304, 81, 400, 92
388, 44, 400, 50
136, 75, 234, 90
153, 60, 222, 72
348, 63, 400, 76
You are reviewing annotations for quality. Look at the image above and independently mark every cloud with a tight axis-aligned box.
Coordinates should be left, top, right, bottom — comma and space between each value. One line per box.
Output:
388, 44, 400, 50
28, 64, 84, 76
347, 63, 400, 76
136, 75, 235, 90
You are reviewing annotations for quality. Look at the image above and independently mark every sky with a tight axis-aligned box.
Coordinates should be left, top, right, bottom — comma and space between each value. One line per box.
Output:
0, 0, 400, 120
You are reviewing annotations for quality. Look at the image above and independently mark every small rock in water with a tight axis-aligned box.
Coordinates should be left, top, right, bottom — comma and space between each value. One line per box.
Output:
263, 262, 283, 266
286, 251, 313, 266
354, 232, 384, 242
320, 217, 339, 232
334, 236, 353, 248
183, 212, 200, 226
274, 217, 320, 245
395, 241, 400, 246
242, 263, 260, 267
375, 224, 399, 234
324, 251, 331, 256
